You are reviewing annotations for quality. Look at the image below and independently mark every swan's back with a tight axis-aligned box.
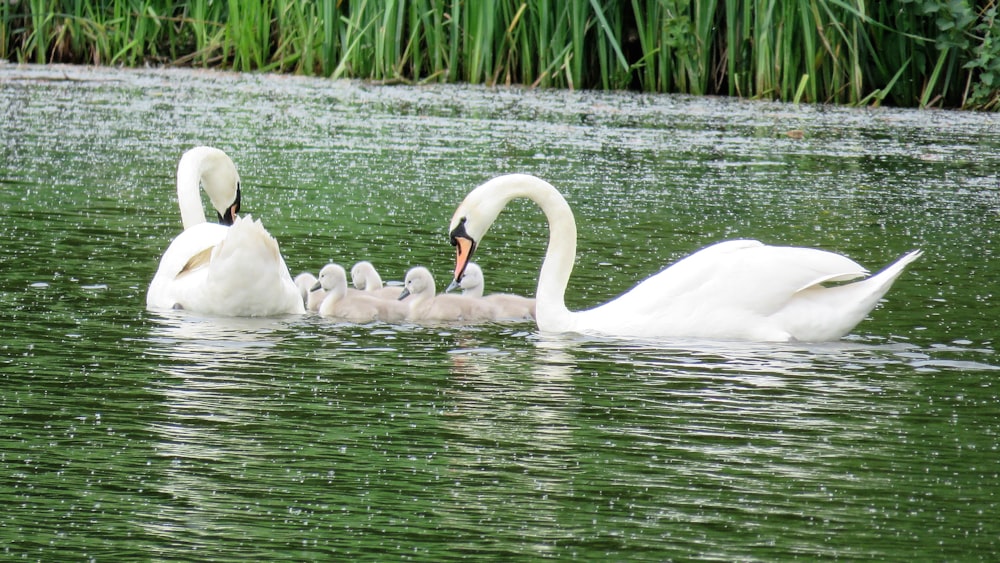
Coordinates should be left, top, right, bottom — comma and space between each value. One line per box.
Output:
575, 241, 920, 341
149, 215, 304, 316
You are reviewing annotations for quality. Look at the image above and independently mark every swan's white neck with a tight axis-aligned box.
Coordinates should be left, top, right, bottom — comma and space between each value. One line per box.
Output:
485, 176, 577, 332
176, 156, 208, 229
175, 146, 239, 230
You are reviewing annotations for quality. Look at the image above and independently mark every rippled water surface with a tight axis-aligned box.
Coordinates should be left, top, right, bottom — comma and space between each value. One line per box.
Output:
1, 64, 999, 560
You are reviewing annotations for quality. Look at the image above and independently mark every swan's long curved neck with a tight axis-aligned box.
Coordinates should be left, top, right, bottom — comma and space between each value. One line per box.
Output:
502, 177, 577, 331
176, 158, 208, 229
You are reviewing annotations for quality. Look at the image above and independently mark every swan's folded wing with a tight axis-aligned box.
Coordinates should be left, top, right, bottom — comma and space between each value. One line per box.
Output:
154, 223, 228, 279
147, 223, 229, 309
176, 246, 215, 278
606, 240, 765, 308
601, 240, 869, 318
761, 246, 869, 294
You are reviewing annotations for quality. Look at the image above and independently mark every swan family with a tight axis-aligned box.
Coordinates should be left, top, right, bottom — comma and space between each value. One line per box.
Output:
148, 148, 921, 342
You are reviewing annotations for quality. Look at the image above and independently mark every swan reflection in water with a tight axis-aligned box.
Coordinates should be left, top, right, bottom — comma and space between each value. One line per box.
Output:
138, 310, 305, 549
441, 332, 579, 549
144, 310, 298, 365
443, 331, 928, 543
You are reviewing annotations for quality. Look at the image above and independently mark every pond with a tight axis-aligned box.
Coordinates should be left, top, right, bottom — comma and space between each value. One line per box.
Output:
1, 63, 998, 560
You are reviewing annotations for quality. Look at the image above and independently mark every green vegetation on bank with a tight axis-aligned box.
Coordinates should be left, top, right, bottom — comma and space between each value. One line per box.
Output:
2, 0, 998, 109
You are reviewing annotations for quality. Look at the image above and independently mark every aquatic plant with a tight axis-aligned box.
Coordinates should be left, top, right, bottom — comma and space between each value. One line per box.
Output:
1, 0, 997, 109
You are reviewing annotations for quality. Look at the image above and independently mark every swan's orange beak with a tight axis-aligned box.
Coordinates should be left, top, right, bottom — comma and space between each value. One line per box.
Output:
449, 219, 476, 284
453, 237, 475, 283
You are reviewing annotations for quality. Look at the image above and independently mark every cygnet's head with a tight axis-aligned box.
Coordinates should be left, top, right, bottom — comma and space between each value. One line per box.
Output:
350, 261, 383, 290
294, 272, 318, 300
314, 263, 348, 294
459, 263, 484, 294
399, 266, 435, 301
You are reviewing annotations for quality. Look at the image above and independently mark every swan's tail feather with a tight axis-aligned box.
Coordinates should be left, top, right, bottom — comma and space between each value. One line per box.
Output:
872, 249, 923, 288
847, 247, 923, 318
780, 249, 922, 341
191, 214, 302, 316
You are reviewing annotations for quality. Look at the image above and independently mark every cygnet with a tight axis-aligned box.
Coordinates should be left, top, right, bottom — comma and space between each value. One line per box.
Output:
456, 262, 536, 321
350, 261, 404, 300
294, 271, 326, 312
313, 263, 407, 323
398, 266, 497, 323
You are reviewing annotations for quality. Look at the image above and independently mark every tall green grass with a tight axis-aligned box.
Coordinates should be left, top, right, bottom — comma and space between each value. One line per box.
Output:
1, 0, 997, 109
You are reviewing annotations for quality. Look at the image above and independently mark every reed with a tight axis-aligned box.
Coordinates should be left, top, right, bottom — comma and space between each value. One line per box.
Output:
1, 0, 997, 109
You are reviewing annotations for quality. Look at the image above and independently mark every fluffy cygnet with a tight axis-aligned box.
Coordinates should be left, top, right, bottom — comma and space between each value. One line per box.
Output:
314, 263, 407, 323
457, 262, 536, 321
294, 271, 326, 312
350, 261, 404, 300
398, 266, 497, 323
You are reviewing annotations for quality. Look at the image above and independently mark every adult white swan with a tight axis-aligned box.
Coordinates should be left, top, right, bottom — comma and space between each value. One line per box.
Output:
146, 146, 305, 317
448, 174, 922, 342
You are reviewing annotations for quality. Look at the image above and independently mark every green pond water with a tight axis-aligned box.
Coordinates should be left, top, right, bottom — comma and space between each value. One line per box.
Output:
1, 64, 998, 561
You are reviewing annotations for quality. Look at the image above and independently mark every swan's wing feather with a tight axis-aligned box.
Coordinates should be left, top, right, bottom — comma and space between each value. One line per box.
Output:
147, 217, 304, 316
598, 241, 869, 318
604, 240, 764, 306
176, 245, 215, 278
154, 223, 227, 278
147, 223, 228, 308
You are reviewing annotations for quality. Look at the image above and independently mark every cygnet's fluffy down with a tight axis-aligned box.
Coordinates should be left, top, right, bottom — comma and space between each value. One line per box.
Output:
313, 263, 407, 323
294, 272, 326, 312
398, 266, 497, 323
350, 261, 404, 300
457, 262, 536, 321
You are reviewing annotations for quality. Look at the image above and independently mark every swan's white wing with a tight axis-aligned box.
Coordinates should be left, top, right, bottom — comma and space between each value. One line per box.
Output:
607, 240, 866, 311
146, 217, 304, 316
146, 222, 228, 309
575, 240, 869, 339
